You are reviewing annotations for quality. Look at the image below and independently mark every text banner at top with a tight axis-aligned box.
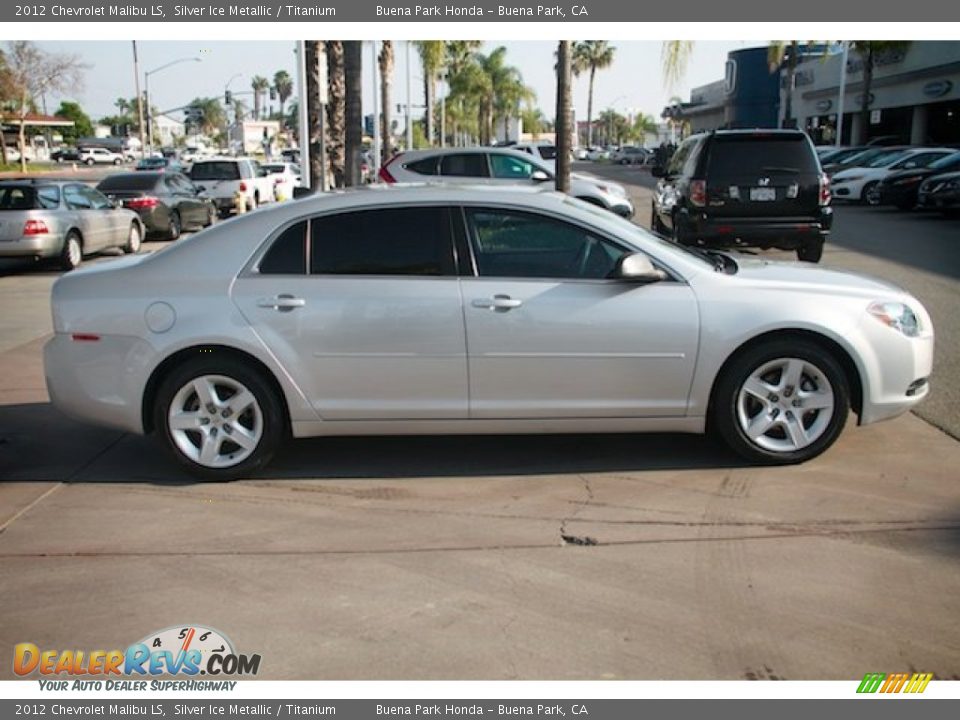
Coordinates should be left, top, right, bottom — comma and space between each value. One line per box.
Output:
5, 0, 960, 22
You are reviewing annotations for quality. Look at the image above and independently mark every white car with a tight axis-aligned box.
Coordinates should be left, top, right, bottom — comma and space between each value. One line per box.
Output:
188, 157, 275, 216
379, 147, 634, 217
44, 187, 933, 480
831, 147, 954, 204
261, 162, 302, 202
511, 142, 559, 169
79, 147, 125, 166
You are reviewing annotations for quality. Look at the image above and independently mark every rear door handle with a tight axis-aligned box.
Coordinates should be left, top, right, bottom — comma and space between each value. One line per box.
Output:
471, 295, 523, 312
256, 294, 305, 312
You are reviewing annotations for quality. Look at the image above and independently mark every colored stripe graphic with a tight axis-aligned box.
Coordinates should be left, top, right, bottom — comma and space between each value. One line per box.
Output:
857, 672, 932, 694
857, 673, 886, 693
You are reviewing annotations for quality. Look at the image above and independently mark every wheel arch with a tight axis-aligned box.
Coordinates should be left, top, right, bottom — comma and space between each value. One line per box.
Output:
706, 328, 864, 427
141, 344, 292, 435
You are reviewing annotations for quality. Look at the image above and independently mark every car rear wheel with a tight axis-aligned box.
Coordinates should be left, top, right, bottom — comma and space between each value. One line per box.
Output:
712, 339, 849, 464
796, 239, 823, 263
862, 181, 881, 206
154, 357, 285, 481
167, 211, 181, 240
84, 158, 95, 166
60, 231, 83, 271
123, 223, 142, 254
113, 158, 122, 166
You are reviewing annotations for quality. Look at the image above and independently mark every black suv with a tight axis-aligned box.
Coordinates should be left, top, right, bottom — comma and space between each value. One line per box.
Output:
651, 129, 832, 262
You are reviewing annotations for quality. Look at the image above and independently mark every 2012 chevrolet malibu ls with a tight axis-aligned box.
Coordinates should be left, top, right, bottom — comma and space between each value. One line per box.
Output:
43, 187, 934, 480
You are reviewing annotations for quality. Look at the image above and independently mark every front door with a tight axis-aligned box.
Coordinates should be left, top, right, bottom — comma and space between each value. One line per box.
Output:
459, 207, 700, 419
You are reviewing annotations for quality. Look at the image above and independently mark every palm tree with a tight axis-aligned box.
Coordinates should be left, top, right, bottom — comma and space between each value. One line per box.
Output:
848, 41, 910, 144
661, 41, 695, 89
325, 41, 345, 188
473, 47, 531, 144
114, 97, 130, 115
251, 76, 269, 120
555, 41, 572, 193
415, 41, 445, 146
304, 42, 324, 190
343, 41, 363, 186
186, 97, 226, 139
632, 113, 659, 147
273, 70, 293, 119
572, 41, 615, 148
378, 41, 394, 163
444, 41, 482, 145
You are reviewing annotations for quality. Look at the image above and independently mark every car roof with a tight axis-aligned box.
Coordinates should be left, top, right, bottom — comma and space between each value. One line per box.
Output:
400, 146, 536, 159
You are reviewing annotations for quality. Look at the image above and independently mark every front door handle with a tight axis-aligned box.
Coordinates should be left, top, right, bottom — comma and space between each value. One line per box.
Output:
256, 294, 305, 312
471, 294, 523, 312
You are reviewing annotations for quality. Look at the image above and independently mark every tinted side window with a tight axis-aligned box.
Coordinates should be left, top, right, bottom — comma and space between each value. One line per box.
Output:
440, 154, 489, 178
666, 138, 697, 176
465, 208, 627, 280
490, 154, 535, 180
259, 221, 307, 275
311, 207, 455, 276
37, 186, 60, 209
405, 157, 439, 175
64, 185, 92, 209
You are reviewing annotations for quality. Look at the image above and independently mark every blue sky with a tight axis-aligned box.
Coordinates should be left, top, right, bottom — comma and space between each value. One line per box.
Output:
32, 40, 749, 125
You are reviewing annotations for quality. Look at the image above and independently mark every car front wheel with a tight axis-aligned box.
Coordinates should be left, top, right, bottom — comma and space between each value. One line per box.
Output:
154, 357, 285, 481
60, 231, 83, 271
712, 339, 849, 464
862, 181, 881, 206
123, 223, 142, 254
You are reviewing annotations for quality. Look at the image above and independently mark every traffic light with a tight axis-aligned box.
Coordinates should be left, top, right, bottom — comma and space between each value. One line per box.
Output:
224, 90, 233, 105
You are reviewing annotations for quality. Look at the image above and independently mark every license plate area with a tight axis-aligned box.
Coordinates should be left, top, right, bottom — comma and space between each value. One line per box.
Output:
749, 187, 777, 201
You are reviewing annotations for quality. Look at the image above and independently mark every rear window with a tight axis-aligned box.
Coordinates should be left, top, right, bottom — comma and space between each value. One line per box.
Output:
440, 154, 489, 178
537, 146, 557, 160
928, 152, 960, 171
706, 135, 819, 176
0, 186, 60, 210
405, 157, 439, 176
97, 174, 159, 191
190, 162, 242, 181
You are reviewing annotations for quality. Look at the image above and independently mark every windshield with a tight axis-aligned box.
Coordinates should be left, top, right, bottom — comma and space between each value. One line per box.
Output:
863, 149, 910, 168
929, 152, 960, 170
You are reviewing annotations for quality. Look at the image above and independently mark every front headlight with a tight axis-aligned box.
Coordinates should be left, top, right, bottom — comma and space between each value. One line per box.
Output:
595, 183, 627, 197
868, 301, 922, 337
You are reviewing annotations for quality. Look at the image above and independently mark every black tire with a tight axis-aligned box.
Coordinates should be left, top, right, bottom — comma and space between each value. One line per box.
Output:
862, 181, 881, 206
251, 192, 259, 210
123, 223, 142, 254
167, 211, 181, 240
153, 356, 285, 481
204, 204, 217, 227
711, 339, 850, 465
60, 231, 83, 271
796, 239, 824, 263
84, 158, 95, 166
113, 158, 122, 166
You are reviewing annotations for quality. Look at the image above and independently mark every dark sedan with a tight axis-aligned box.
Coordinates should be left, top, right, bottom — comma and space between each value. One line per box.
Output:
51, 147, 82, 163
96, 171, 215, 240
135, 156, 187, 174
878, 151, 960, 210
918, 171, 960, 215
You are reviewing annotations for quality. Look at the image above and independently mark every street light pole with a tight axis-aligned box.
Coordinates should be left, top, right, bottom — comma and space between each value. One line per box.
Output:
224, 73, 242, 153
132, 42, 146, 157
406, 41, 413, 150
836, 42, 849, 147
145, 56, 202, 154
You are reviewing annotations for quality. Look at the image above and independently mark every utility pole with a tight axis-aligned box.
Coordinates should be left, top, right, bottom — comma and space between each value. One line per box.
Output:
371, 41, 380, 177
132, 41, 146, 158
836, 41, 849, 147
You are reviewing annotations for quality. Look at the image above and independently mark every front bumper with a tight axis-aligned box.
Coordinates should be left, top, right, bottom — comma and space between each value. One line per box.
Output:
917, 189, 960, 209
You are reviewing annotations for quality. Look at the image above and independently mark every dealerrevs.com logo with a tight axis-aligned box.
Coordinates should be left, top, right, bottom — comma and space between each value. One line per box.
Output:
14, 625, 261, 685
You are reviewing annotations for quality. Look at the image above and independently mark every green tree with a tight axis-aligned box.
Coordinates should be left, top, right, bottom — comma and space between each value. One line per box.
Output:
54, 101, 93, 142
251, 75, 270, 120
186, 97, 226, 139
631, 113, 659, 146
415, 41, 446, 146
273, 70, 293, 119
572, 41, 615, 147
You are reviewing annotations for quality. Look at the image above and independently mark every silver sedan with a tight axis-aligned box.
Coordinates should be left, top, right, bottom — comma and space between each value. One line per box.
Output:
44, 187, 934, 480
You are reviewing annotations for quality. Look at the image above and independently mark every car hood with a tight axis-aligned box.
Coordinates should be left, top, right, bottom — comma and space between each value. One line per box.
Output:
570, 172, 626, 196
728, 255, 908, 299
832, 166, 885, 181
922, 170, 960, 184
881, 167, 934, 183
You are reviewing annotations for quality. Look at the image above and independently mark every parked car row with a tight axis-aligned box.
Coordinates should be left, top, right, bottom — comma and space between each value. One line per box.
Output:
819, 144, 960, 212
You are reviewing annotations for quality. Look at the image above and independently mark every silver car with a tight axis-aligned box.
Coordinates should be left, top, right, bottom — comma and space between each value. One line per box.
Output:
44, 187, 933, 480
380, 147, 634, 217
0, 180, 144, 270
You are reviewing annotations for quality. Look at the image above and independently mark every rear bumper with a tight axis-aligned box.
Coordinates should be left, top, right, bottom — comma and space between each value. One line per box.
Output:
677, 209, 832, 250
0, 233, 64, 259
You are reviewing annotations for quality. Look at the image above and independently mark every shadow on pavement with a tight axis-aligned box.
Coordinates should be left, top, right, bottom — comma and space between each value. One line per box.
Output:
0, 401, 744, 485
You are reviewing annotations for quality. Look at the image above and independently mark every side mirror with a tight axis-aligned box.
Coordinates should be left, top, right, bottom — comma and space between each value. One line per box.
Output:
651, 166, 666, 178
531, 169, 551, 183
613, 253, 667, 283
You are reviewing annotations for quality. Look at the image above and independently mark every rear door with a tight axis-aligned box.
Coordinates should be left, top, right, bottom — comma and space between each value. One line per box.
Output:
231, 205, 468, 420
703, 134, 821, 219
62, 184, 105, 250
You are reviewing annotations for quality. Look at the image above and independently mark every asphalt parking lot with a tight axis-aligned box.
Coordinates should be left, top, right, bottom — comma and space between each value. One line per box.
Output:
1, 188, 959, 680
